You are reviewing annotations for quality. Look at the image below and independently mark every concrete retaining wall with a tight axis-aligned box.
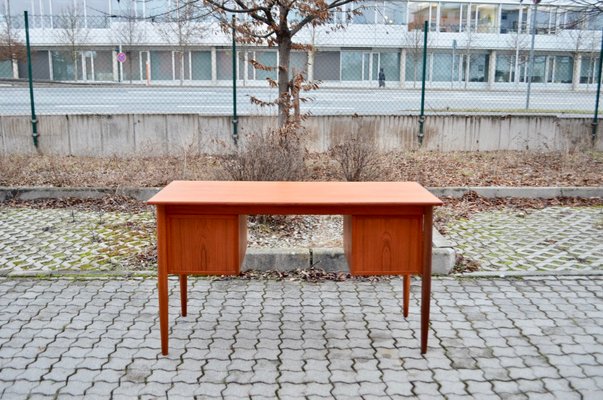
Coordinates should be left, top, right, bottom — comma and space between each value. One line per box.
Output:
1, 114, 601, 156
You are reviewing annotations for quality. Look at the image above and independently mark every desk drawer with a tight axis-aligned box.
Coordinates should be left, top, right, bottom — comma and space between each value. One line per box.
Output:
166, 215, 242, 275
345, 215, 422, 275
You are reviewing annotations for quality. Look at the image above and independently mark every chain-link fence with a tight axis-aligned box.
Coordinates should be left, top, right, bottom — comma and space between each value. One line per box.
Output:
1, 2, 603, 119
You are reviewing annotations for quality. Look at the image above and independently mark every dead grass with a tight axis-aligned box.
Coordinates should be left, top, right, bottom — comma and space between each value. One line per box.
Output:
0, 150, 602, 188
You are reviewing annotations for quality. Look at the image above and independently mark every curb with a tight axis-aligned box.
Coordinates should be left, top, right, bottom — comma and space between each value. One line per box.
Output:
1, 186, 602, 202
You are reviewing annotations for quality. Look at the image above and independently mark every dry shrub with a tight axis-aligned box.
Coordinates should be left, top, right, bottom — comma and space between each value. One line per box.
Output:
328, 136, 381, 181
219, 125, 306, 181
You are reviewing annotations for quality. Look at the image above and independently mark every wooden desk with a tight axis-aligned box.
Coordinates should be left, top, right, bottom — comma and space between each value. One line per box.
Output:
148, 181, 443, 355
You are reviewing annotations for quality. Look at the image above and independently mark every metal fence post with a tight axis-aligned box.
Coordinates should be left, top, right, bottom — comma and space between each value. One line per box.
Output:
525, 0, 539, 110
418, 21, 428, 147
24, 11, 39, 149
231, 15, 238, 146
592, 29, 603, 145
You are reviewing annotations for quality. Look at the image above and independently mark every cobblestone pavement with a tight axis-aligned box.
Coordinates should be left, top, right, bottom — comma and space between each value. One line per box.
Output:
446, 207, 603, 273
0, 208, 155, 275
2, 206, 603, 276
1, 276, 602, 399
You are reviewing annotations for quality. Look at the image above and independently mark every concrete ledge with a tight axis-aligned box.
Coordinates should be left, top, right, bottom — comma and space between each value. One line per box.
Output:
241, 229, 456, 275
2, 186, 602, 202
312, 248, 349, 273
430, 186, 603, 199
243, 248, 311, 271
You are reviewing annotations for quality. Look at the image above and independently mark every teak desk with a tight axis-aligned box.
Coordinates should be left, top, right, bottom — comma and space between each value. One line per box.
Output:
148, 181, 443, 355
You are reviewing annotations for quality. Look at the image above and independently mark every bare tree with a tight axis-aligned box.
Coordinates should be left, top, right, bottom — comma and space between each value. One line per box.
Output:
112, 0, 146, 83
201, 0, 361, 128
155, 0, 208, 86
0, 3, 25, 78
54, 4, 89, 81
403, 21, 431, 88
505, 30, 530, 85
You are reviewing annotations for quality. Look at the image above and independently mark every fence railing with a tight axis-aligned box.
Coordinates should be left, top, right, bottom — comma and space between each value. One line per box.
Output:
1, 12, 602, 122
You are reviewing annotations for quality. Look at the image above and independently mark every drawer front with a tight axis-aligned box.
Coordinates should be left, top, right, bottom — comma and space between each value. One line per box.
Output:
166, 215, 239, 275
347, 215, 422, 276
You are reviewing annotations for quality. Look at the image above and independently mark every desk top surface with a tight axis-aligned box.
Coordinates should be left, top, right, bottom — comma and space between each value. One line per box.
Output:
147, 181, 443, 207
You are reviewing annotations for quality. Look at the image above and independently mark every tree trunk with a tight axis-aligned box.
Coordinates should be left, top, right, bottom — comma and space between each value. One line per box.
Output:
277, 34, 292, 128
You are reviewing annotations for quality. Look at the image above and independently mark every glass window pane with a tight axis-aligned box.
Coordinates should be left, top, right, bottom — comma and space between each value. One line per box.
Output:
255, 51, 277, 81
191, 51, 211, 80
471, 5, 498, 33
0, 60, 12, 78
94, 50, 113, 81
314, 51, 340, 81
531, 56, 546, 82
467, 54, 489, 82
217, 50, 233, 80
495, 54, 512, 82
406, 50, 424, 82
290, 52, 308, 76
123, 50, 141, 81
52, 50, 76, 81
151, 50, 172, 80
383, 0, 407, 25
580, 57, 597, 84
341, 52, 363, 81
501, 5, 521, 33
380, 52, 400, 81
409, 2, 437, 31
554, 56, 573, 83
372, 53, 379, 80
354, 1, 375, 24
440, 3, 461, 33
174, 51, 190, 81
432, 53, 453, 82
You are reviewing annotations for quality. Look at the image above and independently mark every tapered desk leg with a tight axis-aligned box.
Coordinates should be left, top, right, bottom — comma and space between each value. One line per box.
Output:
157, 206, 169, 356
180, 275, 187, 317
403, 275, 410, 318
421, 207, 433, 354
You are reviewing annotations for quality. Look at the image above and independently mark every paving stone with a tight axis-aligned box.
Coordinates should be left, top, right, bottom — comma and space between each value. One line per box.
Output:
446, 207, 603, 273
1, 275, 603, 399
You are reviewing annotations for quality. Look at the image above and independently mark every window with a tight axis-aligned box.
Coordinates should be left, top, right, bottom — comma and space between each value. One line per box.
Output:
495, 54, 514, 82
341, 52, 363, 80
462, 53, 489, 82
314, 52, 340, 81
191, 51, 211, 80
376, 1, 407, 25
470, 4, 498, 33
408, 2, 437, 31
150, 51, 172, 80
250, 51, 277, 81
123, 51, 142, 81
353, 1, 376, 24
216, 50, 233, 80
91, 50, 113, 81
406, 51, 425, 83
0, 60, 11, 78
552, 56, 573, 83
174, 51, 191, 81
52, 50, 76, 81
431, 53, 455, 82
580, 56, 598, 84
500, 4, 524, 33
534, 6, 556, 34
290, 52, 308, 76
341, 51, 400, 82
380, 52, 400, 81
439, 3, 464, 33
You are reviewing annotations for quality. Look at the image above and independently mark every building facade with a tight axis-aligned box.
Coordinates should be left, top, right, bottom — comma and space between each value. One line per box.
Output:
0, 0, 601, 90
